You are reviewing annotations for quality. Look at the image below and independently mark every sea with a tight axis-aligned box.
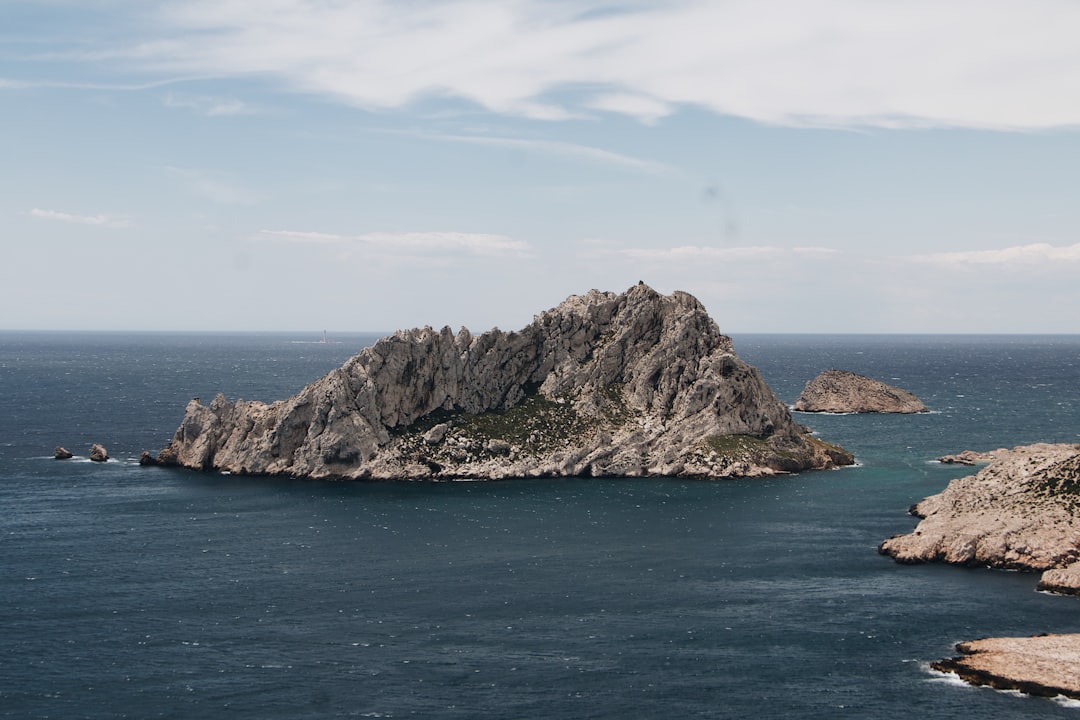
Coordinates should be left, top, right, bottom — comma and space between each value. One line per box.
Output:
2, 331, 1080, 719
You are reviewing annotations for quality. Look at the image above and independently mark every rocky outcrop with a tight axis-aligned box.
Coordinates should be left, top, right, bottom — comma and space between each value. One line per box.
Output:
1038, 564, 1080, 595
89, 443, 109, 462
879, 443, 1080, 591
937, 449, 1003, 466
794, 369, 927, 413
155, 284, 853, 481
54, 446, 73, 460
933, 634, 1080, 700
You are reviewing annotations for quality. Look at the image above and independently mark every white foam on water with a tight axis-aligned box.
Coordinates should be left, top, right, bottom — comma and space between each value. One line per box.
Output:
923, 666, 971, 689
925, 664, 1080, 707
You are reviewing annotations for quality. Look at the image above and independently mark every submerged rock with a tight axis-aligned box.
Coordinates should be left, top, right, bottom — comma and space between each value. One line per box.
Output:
880, 443, 1080, 591
794, 369, 927, 414
156, 283, 853, 481
54, 446, 73, 460
89, 443, 109, 462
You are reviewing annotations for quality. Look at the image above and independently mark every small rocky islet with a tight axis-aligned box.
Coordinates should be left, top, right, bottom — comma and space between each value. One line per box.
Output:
794, 369, 928, 414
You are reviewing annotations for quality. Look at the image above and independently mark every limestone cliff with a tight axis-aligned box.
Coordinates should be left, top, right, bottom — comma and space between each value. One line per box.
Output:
155, 284, 852, 480
794, 369, 927, 414
879, 443, 1080, 591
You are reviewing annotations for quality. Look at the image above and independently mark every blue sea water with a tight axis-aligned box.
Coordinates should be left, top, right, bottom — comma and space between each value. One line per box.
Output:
2, 331, 1080, 719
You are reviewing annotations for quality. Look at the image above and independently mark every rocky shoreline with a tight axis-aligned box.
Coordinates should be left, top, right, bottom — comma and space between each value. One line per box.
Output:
879, 442, 1080, 580
932, 634, 1080, 701
151, 284, 853, 481
881, 442, 1080, 700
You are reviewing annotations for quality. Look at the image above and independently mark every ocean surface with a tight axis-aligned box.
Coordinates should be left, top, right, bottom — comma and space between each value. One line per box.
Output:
2, 331, 1080, 719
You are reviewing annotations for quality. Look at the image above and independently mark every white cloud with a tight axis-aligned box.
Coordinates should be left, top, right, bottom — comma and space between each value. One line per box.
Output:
258, 229, 533, 258
94, 0, 1080, 130
906, 242, 1080, 265
30, 208, 130, 228
586, 93, 673, 125
600, 244, 838, 262
163, 92, 256, 116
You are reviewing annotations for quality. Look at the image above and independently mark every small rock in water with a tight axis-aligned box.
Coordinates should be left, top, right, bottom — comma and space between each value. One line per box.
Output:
89, 443, 109, 462
54, 446, 73, 460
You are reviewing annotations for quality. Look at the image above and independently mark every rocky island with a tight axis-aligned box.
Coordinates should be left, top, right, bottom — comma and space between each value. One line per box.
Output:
794, 369, 927, 414
153, 284, 853, 480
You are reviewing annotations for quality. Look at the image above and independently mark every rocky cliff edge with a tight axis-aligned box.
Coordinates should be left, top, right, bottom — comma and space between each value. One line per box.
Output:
155, 284, 853, 480
879, 442, 1080, 590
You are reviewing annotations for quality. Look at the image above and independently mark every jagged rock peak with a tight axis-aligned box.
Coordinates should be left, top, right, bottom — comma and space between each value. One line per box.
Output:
794, 369, 928, 414
156, 284, 853, 480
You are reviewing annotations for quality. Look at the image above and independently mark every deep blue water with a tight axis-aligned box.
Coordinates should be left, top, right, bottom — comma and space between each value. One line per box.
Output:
2, 332, 1080, 719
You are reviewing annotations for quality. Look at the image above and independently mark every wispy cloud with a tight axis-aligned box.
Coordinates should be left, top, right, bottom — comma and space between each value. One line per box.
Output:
30, 208, 130, 228
588, 243, 838, 262
398, 130, 673, 174
258, 229, 533, 258
165, 166, 263, 205
72, 0, 1080, 130
906, 242, 1080, 265
1, 75, 212, 92
163, 91, 257, 116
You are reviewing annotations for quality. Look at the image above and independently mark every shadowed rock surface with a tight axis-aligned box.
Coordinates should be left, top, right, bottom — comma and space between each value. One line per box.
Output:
794, 369, 927, 413
155, 284, 853, 480
880, 443, 1080, 591
933, 634, 1080, 700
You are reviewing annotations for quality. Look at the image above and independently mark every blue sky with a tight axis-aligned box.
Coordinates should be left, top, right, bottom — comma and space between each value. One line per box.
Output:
4, 0, 1080, 333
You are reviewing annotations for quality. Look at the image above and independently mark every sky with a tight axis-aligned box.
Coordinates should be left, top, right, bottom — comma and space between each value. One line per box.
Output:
4, 0, 1080, 334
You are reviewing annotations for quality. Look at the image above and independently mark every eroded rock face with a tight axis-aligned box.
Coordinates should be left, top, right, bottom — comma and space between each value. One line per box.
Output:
879, 443, 1080, 590
54, 446, 73, 460
156, 284, 853, 481
89, 443, 109, 462
794, 369, 927, 414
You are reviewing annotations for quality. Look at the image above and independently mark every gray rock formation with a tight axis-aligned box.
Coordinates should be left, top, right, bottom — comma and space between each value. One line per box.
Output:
89, 443, 109, 462
794, 369, 927, 414
155, 284, 853, 481
54, 446, 73, 460
880, 443, 1080, 591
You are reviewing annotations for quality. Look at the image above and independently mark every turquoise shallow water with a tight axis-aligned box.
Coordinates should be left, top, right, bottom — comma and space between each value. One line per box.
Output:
2, 332, 1080, 718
